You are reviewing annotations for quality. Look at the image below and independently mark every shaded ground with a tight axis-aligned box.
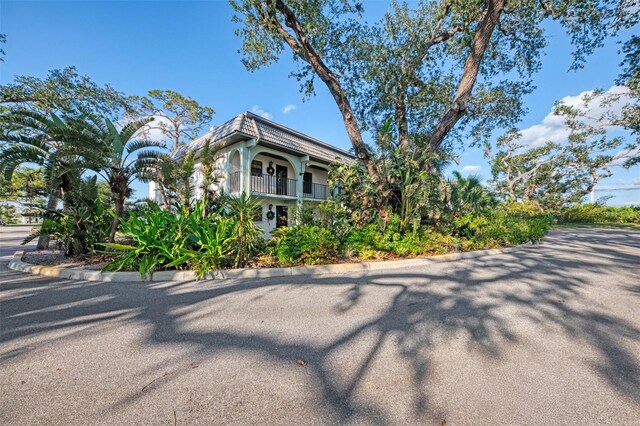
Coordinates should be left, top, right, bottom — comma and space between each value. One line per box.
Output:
1, 226, 639, 424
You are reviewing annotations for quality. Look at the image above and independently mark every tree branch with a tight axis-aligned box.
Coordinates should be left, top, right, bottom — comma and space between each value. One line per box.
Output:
428, 0, 506, 152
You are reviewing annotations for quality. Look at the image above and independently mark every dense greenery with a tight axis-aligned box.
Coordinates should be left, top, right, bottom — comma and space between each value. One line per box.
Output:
558, 204, 640, 225
24, 176, 111, 255
0, 3, 637, 278
102, 196, 264, 279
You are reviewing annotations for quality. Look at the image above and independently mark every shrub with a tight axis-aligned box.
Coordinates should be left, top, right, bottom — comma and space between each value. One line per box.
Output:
344, 224, 389, 255
479, 210, 554, 245
102, 198, 236, 278
559, 204, 640, 224
24, 176, 111, 256
227, 193, 264, 267
269, 225, 339, 265
389, 233, 425, 257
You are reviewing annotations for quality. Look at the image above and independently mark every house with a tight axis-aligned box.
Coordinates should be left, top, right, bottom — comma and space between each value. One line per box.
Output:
149, 111, 355, 237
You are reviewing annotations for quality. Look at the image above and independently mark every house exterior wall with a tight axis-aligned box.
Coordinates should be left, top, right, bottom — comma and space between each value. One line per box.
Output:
254, 199, 297, 238
148, 137, 338, 238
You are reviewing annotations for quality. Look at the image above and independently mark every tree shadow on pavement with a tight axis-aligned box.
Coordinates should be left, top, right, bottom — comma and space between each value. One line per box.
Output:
1, 229, 639, 423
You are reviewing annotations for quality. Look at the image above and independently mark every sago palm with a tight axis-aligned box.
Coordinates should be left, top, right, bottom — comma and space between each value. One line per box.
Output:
68, 114, 164, 242
0, 109, 96, 248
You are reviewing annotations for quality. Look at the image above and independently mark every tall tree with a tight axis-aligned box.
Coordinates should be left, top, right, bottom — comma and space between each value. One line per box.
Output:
0, 68, 135, 247
0, 67, 133, 119
0, 109, 100, 247
231, 0, 638, 172
64, 115, 164, 242
130, 89, 214, 150
487, 108, 639, 209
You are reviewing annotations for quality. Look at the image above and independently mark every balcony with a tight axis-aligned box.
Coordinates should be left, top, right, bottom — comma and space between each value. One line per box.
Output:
303, 182, 330, 200
229, 171, 331, 200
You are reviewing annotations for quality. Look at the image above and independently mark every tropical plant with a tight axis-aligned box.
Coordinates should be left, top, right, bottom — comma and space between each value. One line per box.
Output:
24, 175, 111, 255
0, 109, 101, 248
444, 171, 495, 217
227, 192, 263, 267
60, 114, 164, 242
269, 225, 339, 266
102, 198, 236, 279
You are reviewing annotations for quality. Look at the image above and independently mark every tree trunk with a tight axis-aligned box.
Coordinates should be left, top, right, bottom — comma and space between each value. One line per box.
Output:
428, 0, 506, 152
272, 0, 377, 177
36, 193, 58, 250
109, 195, 125, 243
155, 168, 170, 210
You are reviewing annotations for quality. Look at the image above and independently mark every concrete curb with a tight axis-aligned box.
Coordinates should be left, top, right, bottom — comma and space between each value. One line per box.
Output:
8, 244, 528, 283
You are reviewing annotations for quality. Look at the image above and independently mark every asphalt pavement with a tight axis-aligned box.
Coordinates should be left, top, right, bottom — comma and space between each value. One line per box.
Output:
1, 226, 639, 425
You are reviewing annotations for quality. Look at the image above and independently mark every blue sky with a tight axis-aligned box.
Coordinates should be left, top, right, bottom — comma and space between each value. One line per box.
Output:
1, 1, 638, 205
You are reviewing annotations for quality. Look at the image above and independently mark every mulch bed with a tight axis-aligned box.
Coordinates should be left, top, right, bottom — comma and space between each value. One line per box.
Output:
22, 251, 118, 271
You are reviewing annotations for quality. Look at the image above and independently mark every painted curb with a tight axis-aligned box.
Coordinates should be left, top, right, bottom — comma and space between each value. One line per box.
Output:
8, 244, 529, 283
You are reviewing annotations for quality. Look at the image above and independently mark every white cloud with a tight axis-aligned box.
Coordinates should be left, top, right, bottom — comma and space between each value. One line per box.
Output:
251, 105, 273, 120
282, 104, 297, 114
516, 86, 631, 149
634, 178, 640, 185
461, 165, 482, 174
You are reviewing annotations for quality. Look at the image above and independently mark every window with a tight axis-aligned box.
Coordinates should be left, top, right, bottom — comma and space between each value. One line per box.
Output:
251, 160, 263, 176
303, 172, 312, 194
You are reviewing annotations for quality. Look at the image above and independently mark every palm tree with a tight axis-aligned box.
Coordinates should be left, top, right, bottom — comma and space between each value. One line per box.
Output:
447, 171, 495, 215
68, 114, 163, 242
0, 110, 94, 248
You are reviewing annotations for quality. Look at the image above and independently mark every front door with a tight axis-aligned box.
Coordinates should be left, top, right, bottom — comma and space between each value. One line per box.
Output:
276, 205, 288, 228
276, 165, 288, 195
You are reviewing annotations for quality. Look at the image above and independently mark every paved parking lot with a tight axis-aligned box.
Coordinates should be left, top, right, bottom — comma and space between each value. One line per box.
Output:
1, 226, 639, 424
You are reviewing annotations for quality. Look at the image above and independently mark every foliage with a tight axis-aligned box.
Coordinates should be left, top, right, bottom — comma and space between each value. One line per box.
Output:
231, 0, 636, 177
269, 225, 339, 266
442, 171, 496, 217
226, 193, 264, 267
23, 176, 111, 255
449, 210, 554, 245
558, 204, 640, 224
0, 66, 133, 120
0, 166, 47, 203
0, 203, 17, 222
102, 198, 236, 279
313, 200, 351, 240
54, 113, 164, 241
487, 109, 639, 210
129, 89, 214, 150
140, 139, 224, 212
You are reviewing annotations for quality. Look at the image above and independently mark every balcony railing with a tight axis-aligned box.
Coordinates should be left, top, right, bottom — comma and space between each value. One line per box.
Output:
229, 171, 330, 200
303, 183, 330, 200
251, 173, 297, 197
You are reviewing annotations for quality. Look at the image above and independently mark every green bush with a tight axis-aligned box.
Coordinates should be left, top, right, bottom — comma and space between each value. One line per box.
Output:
559, 204, 640, 224
103, 198, 239, 278
344, 224, 389, 255
389, 233, 425, 257
269, 225, 339, 265
478, 210, 553, 245
24, 176, 111, 256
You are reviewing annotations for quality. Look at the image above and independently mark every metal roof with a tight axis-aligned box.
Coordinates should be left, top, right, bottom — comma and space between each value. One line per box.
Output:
178, 112, 355, 164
